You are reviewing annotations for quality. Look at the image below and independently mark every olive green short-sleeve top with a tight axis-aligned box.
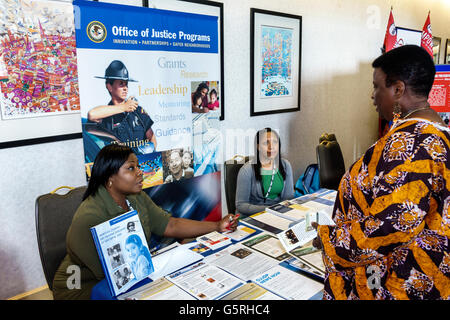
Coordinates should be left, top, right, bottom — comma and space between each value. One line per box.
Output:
52, 185, 171, 300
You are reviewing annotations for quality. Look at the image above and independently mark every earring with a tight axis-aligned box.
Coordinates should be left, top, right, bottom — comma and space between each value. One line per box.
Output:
108, 181, 112, 188
393, 102, 402, 121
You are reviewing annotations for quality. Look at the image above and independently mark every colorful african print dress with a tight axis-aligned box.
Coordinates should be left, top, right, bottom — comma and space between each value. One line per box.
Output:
318, 119, 450, 300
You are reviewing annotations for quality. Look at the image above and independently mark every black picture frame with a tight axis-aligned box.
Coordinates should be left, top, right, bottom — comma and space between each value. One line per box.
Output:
145, 0, 225, 121
250, 8, 302, 117
445, 39, 450, 65
433, 36, 441, 65
0, 0, 83, 150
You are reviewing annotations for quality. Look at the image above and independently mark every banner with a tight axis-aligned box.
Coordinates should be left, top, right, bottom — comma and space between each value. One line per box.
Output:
74, 1, 221, 187
421, 12, 433, 57
383, 8, 397, 52
430, 65, 450, 127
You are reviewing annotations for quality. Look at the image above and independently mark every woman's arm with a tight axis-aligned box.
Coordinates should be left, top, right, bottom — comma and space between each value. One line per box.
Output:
163, 214, 238, 239
235, 164, 266, 215
281, 159, 295, 200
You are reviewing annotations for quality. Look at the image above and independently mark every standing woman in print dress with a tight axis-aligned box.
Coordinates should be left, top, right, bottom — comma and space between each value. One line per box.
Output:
312, 45, 450, 300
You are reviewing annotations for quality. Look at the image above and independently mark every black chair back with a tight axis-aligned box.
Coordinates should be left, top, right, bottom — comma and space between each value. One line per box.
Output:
316, 133, 345, 190
35, 186, 86, 290
224, 156, 249, 214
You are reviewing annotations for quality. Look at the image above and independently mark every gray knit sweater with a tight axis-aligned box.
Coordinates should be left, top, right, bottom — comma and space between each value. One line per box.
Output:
235, 158, 294, 216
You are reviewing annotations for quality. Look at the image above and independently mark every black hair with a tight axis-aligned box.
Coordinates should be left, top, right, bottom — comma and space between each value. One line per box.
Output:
372, 45, 435, 98
83, 144, 134, 200
252, 128, 286, 189
209, 89, 217, 97
192, 91, 203, 106
196, 82, 209, 92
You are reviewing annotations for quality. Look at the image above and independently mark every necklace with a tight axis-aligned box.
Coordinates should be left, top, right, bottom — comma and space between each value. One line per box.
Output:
402, 106, 430, 119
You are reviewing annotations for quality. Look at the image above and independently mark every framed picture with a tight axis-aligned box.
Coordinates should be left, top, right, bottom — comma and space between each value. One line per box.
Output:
0, 0, 82, 149
250, 8, 302, 117
146, 0, 225, 120
445, 39, 450, 65
395, 27, 421, 47
433, 36, 441, 65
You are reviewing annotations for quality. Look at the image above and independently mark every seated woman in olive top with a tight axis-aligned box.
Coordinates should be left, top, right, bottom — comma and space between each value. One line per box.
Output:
53, 144, 238, 300
235, 128, 294, 216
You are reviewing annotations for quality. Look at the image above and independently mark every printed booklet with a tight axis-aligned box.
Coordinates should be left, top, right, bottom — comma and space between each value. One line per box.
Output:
276, 210, 335, 252
91, 209, 153, 297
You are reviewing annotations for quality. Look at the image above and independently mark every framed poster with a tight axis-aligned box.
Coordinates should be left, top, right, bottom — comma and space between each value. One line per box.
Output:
76, 0, 221, 182
395, 27, 421, 47
433, 37, 441, 65
147, 0, 224, 121
446, 39, 450, 65
250, 8, 301, 117
0, 0, 82, 149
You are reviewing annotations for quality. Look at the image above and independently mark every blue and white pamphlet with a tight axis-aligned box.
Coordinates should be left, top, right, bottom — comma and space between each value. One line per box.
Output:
91, 210, 153, 297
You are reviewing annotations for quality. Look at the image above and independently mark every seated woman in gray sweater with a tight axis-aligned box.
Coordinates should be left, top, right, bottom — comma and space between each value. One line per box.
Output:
235, 128, 294, 216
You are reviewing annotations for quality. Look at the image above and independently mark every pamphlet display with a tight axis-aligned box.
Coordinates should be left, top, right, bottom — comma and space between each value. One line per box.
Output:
91, 190, 336, 300
90, 210, 153, 297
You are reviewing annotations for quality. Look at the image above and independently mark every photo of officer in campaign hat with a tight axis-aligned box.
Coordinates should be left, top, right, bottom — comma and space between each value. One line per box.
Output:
86, 60, 157, 155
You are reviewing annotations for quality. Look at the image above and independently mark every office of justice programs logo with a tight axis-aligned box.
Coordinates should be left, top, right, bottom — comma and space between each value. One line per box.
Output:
87, 21, 107, 43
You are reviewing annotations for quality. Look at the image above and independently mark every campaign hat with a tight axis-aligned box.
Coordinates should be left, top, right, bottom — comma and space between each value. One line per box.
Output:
94, 60, 138, 82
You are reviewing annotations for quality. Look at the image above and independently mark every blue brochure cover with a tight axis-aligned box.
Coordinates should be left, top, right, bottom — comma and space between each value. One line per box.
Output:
91, 210, 154, 297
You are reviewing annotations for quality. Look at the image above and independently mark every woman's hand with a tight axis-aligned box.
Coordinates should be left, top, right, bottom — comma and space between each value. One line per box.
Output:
311, 222, 323, 250
218, 214, 239, 232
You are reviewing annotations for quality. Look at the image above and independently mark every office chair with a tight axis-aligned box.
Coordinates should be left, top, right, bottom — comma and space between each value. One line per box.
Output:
35, 185, 86, 291
316, 133, 346, 190
224, 155, 249, 214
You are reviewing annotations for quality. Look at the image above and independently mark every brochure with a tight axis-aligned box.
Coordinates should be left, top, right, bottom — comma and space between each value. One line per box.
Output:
149, 243, 203, 280
117, 277, 195, 300
277, 210, 335, 252
288, 192, 336, 217
166, 261, 245, 300
281, 256, 325, 282
265, 201, 308, 222
204, 243, 278, 281
242, 233, 290, 261
251, 265, 323, 300
223, 224, 257, 241
196, 231, 231, 250
220, 282, 284, 300
242, 211, 293, 234
90, 210, 153, 297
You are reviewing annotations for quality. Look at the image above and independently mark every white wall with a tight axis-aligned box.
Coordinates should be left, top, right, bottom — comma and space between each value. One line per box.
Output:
1, 0, 449, 299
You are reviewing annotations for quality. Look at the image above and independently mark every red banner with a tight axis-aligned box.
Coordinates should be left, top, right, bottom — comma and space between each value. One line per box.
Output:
384, 9, 397, 52
421, 12, 433, 57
